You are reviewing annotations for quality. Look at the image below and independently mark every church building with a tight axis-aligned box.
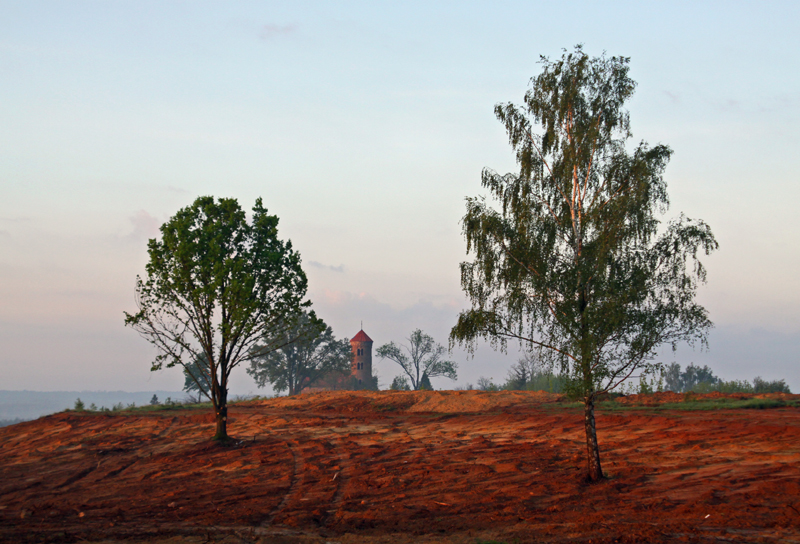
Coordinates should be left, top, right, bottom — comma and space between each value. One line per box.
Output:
349, 329, 373, 387
300, 327, 376, 393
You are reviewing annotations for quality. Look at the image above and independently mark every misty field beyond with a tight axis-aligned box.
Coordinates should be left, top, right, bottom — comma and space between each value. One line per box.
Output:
2, 390, 799, 544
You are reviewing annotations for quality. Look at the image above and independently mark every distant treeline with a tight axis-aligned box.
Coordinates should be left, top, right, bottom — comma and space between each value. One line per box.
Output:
461, 359, 791, 395
0, 390, 186, 421
461, 355, 568, 393
662, 363, 791, 394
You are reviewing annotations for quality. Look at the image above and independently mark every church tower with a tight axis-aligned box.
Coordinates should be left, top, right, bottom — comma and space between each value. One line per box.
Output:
350, 329, 373, 386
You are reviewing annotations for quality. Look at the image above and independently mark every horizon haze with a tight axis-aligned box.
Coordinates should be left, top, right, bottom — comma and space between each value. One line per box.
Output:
1, 1, 798, 393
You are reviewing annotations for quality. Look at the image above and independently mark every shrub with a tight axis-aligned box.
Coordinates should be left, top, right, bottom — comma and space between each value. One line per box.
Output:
390, 375, 411, 391
753, 377, 791, 393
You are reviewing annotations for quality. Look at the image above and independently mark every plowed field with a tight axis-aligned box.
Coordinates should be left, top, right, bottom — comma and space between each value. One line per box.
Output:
1, 390, 799, 543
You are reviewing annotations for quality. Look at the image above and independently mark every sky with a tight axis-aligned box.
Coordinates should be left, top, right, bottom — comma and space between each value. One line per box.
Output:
1, 1, 799, 394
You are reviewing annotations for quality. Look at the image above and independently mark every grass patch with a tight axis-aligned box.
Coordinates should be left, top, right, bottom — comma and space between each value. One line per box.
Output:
660, 398, 793, 410
596, 397, 797, 412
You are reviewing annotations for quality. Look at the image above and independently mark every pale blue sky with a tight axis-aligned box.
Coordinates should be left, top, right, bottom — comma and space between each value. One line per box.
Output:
1, 1, 798, 393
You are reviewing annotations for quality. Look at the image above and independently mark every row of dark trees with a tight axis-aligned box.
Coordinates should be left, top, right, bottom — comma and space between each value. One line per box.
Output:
663, 363, 791, 394
470, 358, 791, 395
127, 46, 733, 481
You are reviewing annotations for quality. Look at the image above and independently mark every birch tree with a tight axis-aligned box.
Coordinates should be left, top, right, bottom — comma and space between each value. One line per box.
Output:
450, 46, 718, 481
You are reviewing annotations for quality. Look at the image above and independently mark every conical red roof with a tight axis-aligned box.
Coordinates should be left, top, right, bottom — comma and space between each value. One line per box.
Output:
351, 329, 373, 343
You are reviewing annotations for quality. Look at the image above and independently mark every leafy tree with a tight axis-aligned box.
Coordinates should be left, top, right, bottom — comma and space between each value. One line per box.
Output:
680, 363, 719, 391
753, 377, 791, 393
504, 353, 567, 392
663, 362, 683, 392
450, 47, 717, 481
663, 363, 791, 394
505, 353, 538, 390
124, 196, 309, 441
376, 329, 457, 390
345, 370, 380, 391
247, 311, 352, 396
390, 375, 411, 390
418, 373, 433, 391
477, 376, 499, 391
74, 398, 85, 411
183, 353, 213, 400
149, 394, 160, 406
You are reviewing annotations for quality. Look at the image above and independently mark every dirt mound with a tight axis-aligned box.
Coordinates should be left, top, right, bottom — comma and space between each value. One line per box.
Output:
257, 389, 562, 414
1, 391, 799, 543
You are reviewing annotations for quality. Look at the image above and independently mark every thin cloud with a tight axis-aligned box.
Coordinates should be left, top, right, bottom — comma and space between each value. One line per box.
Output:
663, 91, 680, 104
308, 260, 345, 273
126, 210, 161, 242
259, 24, 296, 41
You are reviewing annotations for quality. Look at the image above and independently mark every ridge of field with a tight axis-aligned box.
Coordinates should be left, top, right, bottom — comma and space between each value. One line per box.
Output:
1, 390, 799, 543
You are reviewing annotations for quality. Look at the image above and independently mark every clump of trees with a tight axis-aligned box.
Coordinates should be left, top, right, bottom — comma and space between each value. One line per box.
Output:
246, 311, 353, 396
389, 375, 411, 390
377, 329, 457, 391
450, 46, 718, 481
664, 363, 791, 394
502, 353, 567, 393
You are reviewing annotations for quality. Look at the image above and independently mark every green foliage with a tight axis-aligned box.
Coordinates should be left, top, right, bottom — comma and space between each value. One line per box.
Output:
124, 196, 309, 440
477, 376, 500, 391
662, 363, 791, 394
418, 373, 433, 391
247, 310, 352, 395
450, 46, 717, 402
390, 375, 411, 390
753, 376, 791, 393
149, 394, 159, 406
183, 353, 213, 400
345, 372, 380, 391
663, 363, 718, 392
523, 373, 566, 393
449, 46, 717, 480
377, 329, 457, 390
73, 398, 85, 411
503, 352, 566, 393
89, 403, 97, 411
659, 398, 792, 411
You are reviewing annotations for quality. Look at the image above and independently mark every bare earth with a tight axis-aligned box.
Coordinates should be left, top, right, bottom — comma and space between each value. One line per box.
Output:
1, 390, 799, 543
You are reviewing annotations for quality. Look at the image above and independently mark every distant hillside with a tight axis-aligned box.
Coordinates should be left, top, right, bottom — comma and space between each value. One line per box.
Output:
0, 390, 185, 421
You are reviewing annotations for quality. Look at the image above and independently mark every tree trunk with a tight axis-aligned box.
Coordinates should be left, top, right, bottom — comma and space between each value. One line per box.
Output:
214, 404, 228, 441
584, 395, 603, 482
212, 378, 228, 442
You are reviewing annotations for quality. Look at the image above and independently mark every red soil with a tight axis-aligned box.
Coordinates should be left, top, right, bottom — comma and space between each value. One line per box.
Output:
1, 390, 799, 543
